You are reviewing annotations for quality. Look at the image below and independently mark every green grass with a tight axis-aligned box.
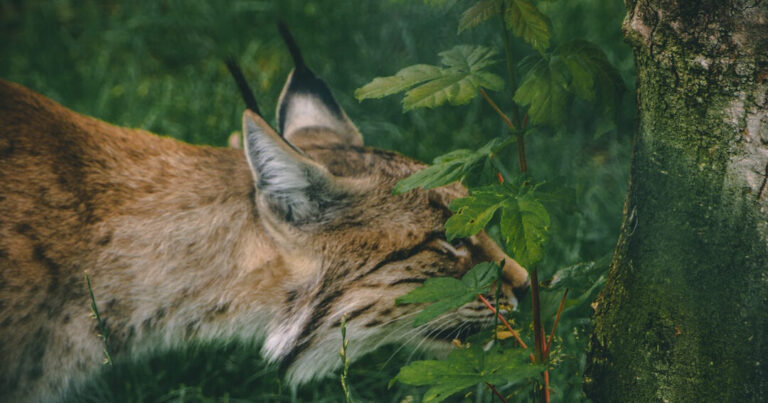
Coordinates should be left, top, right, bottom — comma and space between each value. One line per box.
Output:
1, 0, 633, 401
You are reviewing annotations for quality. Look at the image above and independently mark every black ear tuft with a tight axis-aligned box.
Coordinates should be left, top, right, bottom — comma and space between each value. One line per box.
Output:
276, 23, 362, 146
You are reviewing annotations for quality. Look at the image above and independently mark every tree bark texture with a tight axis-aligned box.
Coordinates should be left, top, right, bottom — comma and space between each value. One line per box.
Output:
585, 1, 768, 402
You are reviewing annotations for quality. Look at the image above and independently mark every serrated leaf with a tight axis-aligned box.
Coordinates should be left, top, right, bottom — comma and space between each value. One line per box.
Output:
403, 46, 504, 110
392, 156, 469, 194
506, 0, 550, 51
439, 45, 499, 72
355, 64, 443, 101
357, 45, 504, 112
500, 193, 550, 267
396, 278, 468, 305
393, 137, 514, 194
560, 56, 594, 100
513, 55, 568, 126
458, 0, 501, 33
393, 344, 541, 402
403, 73, 477, 110
460, 261, 499, 289
556, 40, 624, 116
445, 192, 505, 241
514, 41, 623, 127
544, 254, 611, 292
396, 262, 500, 326
445, 183, 550, 267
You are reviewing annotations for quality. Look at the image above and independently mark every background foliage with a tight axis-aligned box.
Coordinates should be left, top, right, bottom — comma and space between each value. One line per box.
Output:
0, 0, 633, 401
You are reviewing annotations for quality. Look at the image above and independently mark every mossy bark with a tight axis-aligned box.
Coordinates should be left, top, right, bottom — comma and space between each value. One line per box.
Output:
585, 1, 768, 402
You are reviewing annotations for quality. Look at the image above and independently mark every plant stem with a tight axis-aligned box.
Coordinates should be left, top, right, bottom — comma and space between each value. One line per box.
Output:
477, 294, 527, 350
498, 0, 528, 174
480, 88, 515, 132
546, 289, 569, 353
84, 272, 113, 366
530, 269, 550, 403
486, 382, 509, 403
339, 315, 353, 403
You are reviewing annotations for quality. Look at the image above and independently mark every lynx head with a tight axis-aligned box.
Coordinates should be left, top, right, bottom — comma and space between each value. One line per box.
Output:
243, 26, 529, 383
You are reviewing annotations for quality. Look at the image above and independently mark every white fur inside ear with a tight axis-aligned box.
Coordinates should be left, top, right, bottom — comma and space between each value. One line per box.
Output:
243, 115, 315, 220
281, 94, 353, 139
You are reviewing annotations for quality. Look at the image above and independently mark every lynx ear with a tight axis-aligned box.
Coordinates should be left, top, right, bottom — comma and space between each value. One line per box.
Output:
243, 110, 344, 223
276, 23, 362, 147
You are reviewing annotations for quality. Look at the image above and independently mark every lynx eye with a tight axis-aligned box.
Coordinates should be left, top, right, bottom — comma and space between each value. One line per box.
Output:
436, 239, 469, 258
450, 238, 466, 249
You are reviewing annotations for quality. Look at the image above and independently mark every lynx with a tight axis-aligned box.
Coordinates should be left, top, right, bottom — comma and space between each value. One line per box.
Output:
0, 30, 529, 402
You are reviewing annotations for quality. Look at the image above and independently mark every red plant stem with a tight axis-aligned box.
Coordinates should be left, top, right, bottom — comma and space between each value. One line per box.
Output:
516, 133, 528, 173
530, 270, 543, 361
479, 88, 515, 132
477, 294, 527, 350
530, 269, 550, 403
540, 325, 550, 403
478, 88, 527, 173
486, 382, 509, 403
546, 289, 569, 353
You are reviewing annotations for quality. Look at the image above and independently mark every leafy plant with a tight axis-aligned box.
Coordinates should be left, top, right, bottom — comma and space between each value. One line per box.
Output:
355, 45, 504, 111
357, 0, 623, 401
393, 344, 542, 402
396, 262, 501, 326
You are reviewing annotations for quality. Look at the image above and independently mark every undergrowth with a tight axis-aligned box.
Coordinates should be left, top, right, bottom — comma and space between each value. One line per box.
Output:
1, 0, 633, 401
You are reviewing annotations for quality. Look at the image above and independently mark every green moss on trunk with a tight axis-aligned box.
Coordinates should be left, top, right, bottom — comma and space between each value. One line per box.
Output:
585, 1, 768, 401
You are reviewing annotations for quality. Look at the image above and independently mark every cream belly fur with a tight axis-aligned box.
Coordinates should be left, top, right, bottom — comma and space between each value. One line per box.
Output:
0, 32, 529, 403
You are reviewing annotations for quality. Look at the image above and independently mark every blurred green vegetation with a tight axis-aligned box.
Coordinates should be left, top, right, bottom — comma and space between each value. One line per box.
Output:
0, 0, 633, 401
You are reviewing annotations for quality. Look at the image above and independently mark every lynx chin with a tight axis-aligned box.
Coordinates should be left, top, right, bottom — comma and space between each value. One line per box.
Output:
0, 28, 529, 402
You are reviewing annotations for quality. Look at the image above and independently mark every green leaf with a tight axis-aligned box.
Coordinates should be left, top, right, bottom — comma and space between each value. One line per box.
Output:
393, 344, 541, 402
560, 56, 594, 100
460, 261, 500, 289
356, 45, 504, 111
392, 153, 470, 194
445, 191, 505, 241
396, 262, 500, 326
513, 55, 568, 126
506, 0, 550, 51
514, 41, 624, 127
446, 184, 550, 267
403, 46, 504, 110
393, 137, 513, 194
556, 40, 624, 116
543, 254, 611, 293
439, 45, 499, 72
499, 193, 550, 267
355, 64, 443, 100
458, 0, 500, 33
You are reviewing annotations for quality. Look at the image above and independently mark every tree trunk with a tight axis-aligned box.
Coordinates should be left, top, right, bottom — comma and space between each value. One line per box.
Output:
585, 1, 768, 402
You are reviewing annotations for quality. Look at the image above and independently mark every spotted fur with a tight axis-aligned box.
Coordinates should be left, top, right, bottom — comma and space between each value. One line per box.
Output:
0, 45, 528, 402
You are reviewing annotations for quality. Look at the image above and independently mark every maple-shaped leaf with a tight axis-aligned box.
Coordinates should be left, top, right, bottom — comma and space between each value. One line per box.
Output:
506, 0, 550, 51
393, 344, 541, 402
356, 45, 504, 111
458, 0, 501, 33
446, 183, 550, 267
396, 262, 500, 326
393, 136, 514, 194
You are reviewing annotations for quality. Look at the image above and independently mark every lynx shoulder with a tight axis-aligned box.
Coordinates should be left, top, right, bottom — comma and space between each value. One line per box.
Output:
0, 32, 528, 403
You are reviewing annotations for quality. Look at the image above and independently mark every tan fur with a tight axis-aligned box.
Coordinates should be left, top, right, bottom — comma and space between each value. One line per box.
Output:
0, 79, 527, 402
